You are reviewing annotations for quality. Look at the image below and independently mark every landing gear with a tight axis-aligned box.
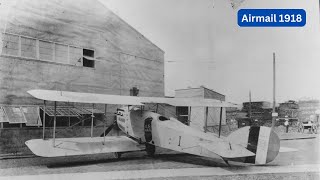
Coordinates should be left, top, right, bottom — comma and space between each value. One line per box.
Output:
113, 152, 122, 159
145, 143, 155, 157
222, 158, 231, 167
312, 125, 318, 134
144, 117, 155, 157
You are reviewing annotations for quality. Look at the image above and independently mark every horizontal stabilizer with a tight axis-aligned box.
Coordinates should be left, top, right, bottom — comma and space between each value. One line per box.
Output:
25, 136, 144, 157
279, 147, 298, 153
199, 141, 255, 159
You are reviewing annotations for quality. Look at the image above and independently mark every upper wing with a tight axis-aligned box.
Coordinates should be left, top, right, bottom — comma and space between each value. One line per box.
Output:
28, 89, 144, 105
140, 97, 237, 107
28, 89, 237, 107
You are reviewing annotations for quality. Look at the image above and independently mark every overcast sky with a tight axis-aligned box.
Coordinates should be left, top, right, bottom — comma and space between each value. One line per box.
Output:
100, 0, 320, 103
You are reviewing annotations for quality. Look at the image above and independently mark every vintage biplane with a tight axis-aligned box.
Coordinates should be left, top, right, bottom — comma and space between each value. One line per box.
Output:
25, 89, 280, 165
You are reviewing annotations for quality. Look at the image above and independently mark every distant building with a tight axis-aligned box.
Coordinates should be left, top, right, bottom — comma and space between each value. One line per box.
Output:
175, 86, 225, 101
298, 100, 320, 122
242, 101, 272, 111
175, 86, 227, 132
242, 101, 272, 122
278, 100, 299, 119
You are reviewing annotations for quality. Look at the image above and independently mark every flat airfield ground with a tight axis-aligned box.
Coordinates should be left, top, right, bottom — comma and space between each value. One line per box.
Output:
0, 134, 319, 180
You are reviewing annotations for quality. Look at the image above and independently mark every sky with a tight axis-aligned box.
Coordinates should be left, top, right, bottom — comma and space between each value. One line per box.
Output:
99, 0, 320, 103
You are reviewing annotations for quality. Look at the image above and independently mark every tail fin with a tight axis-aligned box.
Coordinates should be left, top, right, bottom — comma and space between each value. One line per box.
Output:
226, 126, 280, 164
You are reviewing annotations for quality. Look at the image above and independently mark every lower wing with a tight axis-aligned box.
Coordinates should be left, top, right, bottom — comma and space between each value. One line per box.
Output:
25, 136, 144, 157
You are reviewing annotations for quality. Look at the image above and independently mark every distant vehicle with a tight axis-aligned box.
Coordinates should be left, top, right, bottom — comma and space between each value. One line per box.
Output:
298, 120, 318, 134
26, 89, 281, 165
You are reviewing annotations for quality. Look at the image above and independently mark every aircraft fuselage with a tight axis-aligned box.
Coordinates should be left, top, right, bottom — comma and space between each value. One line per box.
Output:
116, 106, 280, 165
117, 107, 233, 160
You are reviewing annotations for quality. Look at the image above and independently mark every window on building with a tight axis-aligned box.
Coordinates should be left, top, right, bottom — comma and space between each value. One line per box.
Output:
1, 33, 99, 69
176, 106, 189, 125
55, 43, 68, 64
39, 40, 54, 61
3, 107, 27, 124
21, 107, 42, 126
21, 37, 36, 59
83, 49, 95, 68
1, 33, 19, 56
0, 107, 9, 123
0, 106, 44, 128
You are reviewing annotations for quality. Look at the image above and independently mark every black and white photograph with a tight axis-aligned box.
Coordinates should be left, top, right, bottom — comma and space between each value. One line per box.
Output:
0, 0, 319, 179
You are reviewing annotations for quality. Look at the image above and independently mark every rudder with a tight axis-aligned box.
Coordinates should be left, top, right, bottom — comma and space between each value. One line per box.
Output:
227, 126, 280, 164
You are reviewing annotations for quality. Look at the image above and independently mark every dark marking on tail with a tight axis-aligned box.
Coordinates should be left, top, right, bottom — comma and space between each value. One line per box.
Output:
245, 126, 260, 163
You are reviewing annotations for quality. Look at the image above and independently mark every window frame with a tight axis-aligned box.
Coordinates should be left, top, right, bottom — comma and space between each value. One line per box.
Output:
1, 32, 96, 69
82, 48, 95, 68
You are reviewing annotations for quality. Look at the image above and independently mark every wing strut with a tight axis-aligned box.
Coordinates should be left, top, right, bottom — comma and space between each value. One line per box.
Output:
103, 104, 107, 145
102, 121, 116, 136
188, 106, 191, 125
53, 101, 57, 146
91, 104, 94, 138
100, 104, 117, 137
218, 107, 223, 138
204, 107, 208, 132
42, 100, 46, 140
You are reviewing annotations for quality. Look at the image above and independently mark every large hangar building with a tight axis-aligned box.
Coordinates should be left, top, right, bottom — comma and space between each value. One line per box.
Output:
0, 0, 164, 154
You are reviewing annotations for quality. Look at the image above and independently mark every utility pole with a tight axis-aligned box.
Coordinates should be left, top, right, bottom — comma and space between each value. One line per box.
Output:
272, 52, 276, 128
249, 90, 252, 119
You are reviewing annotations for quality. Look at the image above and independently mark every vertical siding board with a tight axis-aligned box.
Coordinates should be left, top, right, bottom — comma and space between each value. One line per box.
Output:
52, 43, 55, 62
67, 45, 70, 64
36, 39, 40, 59
18, 36, 21, 56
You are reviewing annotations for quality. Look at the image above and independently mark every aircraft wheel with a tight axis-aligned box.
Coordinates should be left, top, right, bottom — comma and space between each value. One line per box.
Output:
313, 126, 317, 134
113, 152, 122, 159
146, 143, 155, 157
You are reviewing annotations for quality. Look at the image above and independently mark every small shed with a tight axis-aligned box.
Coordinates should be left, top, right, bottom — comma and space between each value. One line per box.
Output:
175, 86, 226, 132
175, 86, 225, 101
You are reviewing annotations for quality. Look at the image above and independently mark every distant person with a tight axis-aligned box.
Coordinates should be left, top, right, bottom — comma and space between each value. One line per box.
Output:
284, 116, 289, 133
